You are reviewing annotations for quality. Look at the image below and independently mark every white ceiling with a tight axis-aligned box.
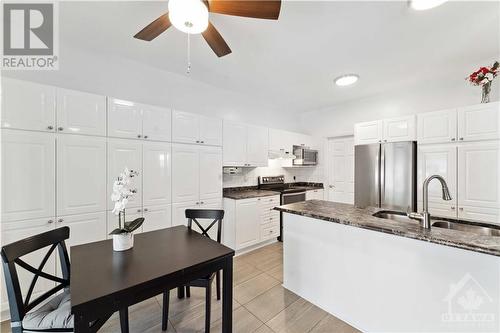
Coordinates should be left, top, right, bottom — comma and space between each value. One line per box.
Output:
60, 1, 499, 114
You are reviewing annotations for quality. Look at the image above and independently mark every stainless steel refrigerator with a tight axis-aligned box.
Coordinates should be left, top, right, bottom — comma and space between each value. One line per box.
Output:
354, 141, 417, 212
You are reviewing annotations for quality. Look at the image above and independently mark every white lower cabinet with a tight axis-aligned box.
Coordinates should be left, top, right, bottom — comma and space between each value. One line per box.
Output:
56, 212, 107, 251
235, 199, 260, 249
223, 195, 280, 251
306, 189, 324, 200
172, 199, 222, 239
1, 218, 56, 316
143, 204, 172, 232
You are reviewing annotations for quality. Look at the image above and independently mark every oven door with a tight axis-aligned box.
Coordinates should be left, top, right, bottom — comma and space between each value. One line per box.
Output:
279, 191, 306, 242
282, 191, 306, 205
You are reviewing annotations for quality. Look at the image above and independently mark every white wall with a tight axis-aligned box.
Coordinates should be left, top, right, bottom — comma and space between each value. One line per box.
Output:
1, 45, 301, 132
299, 68, 500, 137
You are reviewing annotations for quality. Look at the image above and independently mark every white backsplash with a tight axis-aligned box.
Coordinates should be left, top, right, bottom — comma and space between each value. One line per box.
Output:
223, 159, 325, 188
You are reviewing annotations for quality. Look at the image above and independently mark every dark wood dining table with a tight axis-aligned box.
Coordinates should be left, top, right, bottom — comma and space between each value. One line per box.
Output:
70, 226, 235, 332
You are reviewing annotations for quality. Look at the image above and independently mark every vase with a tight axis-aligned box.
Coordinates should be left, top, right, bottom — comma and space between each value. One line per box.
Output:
481, 81, 492, 103
113, 232, 134, 251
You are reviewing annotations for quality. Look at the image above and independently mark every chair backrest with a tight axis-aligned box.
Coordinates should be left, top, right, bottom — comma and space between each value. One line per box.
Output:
185, 209, 224, 243
1, 226, 71, 324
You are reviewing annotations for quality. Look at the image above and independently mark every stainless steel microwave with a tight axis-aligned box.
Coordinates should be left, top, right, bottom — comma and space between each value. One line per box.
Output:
292, 145, 318, 166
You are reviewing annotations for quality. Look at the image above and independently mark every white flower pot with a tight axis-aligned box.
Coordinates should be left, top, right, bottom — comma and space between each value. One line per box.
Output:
113, 233, 134, 251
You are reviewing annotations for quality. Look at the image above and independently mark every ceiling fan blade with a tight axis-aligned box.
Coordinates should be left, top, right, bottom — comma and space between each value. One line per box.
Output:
134, 13, 171, 41
202, 22, 232, 57
208, 0, 281, 20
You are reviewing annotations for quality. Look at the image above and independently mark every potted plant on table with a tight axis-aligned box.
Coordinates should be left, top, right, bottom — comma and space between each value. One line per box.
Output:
467, 61, 499, 103
110, 167, 144, 251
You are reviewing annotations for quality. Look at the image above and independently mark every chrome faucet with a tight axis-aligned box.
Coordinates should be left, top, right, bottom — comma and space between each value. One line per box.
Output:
408, 175, 452, 229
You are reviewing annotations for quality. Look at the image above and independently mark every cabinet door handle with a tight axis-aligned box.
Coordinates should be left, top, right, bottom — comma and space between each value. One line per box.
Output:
200, 140, 204, 143
47, 125, 54, 130
137, 209, 142, 212
144, 208, 149, 212
459, 137, 464, 141
58, 127, 64, 131
451, 138, 456, 141
58, 218, 64, 223
459, 207, 464, 211
196, 140, 200, 143
47, 219, 54, 224
200, 201, 205, 204
144, 135, 148, 139
137, 134, 142, 138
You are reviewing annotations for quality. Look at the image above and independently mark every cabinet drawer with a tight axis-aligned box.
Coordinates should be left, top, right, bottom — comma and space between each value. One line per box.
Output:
261, 214, 279, 225
257, 196, 280, 204
261, 224, 280, 240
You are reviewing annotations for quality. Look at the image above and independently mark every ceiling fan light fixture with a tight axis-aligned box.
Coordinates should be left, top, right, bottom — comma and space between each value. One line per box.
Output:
168, 0, 209, 34
410, 0, 447, 11
334, 74, 359, 87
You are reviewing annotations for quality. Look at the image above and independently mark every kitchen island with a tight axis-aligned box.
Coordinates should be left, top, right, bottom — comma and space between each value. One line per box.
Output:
275, 200, 500, 333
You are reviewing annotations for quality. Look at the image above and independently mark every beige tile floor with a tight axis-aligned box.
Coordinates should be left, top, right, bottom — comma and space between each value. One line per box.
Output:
0, 242, 360, 333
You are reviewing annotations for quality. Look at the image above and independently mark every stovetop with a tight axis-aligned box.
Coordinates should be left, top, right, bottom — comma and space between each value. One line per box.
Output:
258, 175, 308, 194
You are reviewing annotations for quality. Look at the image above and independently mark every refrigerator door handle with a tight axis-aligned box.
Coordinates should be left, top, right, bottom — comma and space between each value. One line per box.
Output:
380, 144, 386, 207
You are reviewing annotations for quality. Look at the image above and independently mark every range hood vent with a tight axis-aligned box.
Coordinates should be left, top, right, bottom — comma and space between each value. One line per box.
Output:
268, 149, 296, 160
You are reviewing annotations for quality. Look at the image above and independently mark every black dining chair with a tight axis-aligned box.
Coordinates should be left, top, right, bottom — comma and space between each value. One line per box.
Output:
162, 209, 225, 333
1, 226, 129, 333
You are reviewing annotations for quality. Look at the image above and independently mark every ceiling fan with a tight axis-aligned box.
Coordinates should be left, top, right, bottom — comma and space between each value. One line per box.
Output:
134, 0, 282, 57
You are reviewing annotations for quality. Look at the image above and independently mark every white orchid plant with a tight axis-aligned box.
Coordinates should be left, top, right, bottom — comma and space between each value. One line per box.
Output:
109, 167, 144, 235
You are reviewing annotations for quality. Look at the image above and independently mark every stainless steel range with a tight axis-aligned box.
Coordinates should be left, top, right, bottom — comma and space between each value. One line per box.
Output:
258, 175, 306, 241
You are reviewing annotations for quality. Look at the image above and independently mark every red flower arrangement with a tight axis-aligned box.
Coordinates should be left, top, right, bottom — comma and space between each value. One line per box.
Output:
467, 61, 499, 86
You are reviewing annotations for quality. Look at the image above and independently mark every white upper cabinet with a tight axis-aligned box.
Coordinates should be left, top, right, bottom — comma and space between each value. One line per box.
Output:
57, 135, 107, 216
246, 125, 269, 167
143, 142, 172, 207
56, 88, 106, 136
458, 142, 500, 210
417, 109, 457, 144
199, 146, 223, 200
417, 144, 457, 209
2, 130, 55, 222
107, 139, 143, 209
223, 121, 247, 166
199, 115, 223, 146
172, 144, 200, 203
458, 102, 500, 142
142, 204, 172, 232
2, 78, 56, 132
382, 115, 416, 143
107, 98, 142, 139
223, 121, 269, 167
142, 104, 172, 142
172, 110, 222, 146
172, 110, 199, 144
354, 120, 383, 145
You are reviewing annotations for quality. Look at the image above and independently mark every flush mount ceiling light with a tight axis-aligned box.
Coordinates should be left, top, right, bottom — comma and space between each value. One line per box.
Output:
168, 0, 209, 34
334, 74, 359, 87
410, 0, 447, 10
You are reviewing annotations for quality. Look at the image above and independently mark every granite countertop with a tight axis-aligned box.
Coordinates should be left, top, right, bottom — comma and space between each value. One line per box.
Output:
275, 200, 500, 257
223, 189, 280, 200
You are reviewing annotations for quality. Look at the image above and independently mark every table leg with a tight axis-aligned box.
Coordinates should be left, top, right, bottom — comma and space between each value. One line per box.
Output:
74, 313, 90, 333
222, 256, 233, 333
177, 286, 185, 299
120, 308, 129, 333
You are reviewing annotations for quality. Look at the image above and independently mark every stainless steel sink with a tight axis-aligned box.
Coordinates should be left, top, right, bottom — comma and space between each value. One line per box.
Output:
372, 210, 500, 237
432, 221, 500, 237
372, 210, 413, 223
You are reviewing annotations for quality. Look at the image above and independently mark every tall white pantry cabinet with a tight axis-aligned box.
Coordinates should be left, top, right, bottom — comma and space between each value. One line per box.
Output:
0, 78, 224, 317
417, 102, 500, 224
